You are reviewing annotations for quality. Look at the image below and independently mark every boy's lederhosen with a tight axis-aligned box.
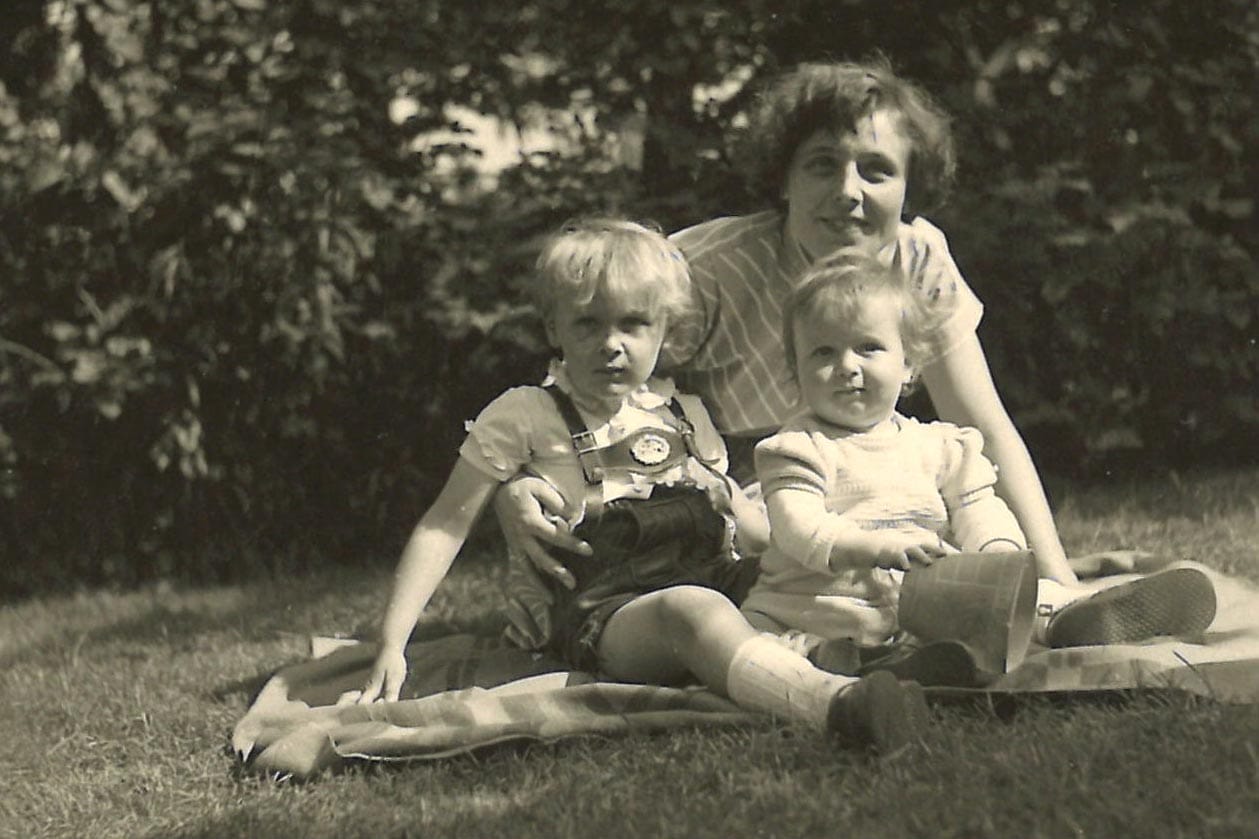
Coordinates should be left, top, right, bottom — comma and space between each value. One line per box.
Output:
543, 386, 746, 671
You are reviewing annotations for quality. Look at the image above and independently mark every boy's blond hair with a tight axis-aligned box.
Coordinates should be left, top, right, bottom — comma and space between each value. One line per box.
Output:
534, 218, 694, 346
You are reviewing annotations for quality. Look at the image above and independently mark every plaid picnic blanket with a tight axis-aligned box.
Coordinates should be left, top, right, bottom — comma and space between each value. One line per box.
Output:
233, 558, 1259, 778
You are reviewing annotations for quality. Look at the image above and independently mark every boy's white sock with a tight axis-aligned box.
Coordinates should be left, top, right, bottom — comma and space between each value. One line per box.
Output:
725, 634, 856, 729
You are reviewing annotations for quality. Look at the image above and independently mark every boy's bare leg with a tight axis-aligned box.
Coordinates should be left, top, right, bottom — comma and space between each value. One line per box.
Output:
596, 585, 929, 754
597, 585, 758, 691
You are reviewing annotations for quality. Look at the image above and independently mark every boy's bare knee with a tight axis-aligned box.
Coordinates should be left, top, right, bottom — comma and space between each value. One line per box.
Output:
653, 585, 734, 634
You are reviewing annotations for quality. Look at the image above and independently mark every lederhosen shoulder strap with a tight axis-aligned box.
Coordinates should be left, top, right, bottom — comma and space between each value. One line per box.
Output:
543, 384, 701, 486
545, 386, 738, 561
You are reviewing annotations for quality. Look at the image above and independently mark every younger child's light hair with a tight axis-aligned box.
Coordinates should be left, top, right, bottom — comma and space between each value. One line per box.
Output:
534, 218, 693, 336
782, 248, 937, 391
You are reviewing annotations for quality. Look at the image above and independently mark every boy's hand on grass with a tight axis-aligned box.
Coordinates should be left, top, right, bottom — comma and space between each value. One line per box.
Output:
357, 647, 408, 704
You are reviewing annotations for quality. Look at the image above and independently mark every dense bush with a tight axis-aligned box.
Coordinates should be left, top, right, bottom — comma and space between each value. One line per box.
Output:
2, 0, 1256, 591
933, 1, 1259, 461
0, 0, 553, 589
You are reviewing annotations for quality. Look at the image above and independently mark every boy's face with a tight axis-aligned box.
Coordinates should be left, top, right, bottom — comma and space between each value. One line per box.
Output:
546, 285, 666, 411
792, 294, 913, 431
782, 109, 911, 261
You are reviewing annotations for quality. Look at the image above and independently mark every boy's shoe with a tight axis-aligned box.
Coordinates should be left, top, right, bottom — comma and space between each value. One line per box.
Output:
1045, 565, 1217, 648
812, 638, 986, 687
808, 637, 863, 675
826, 670, 929, 756
859, 640, 986, 688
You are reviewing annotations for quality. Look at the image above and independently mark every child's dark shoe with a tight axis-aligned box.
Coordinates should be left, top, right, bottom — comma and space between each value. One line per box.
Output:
808, 637, 863, 675
826, 670, 929, 756
1046, 565, 1217, 648
860, 639, 986, 688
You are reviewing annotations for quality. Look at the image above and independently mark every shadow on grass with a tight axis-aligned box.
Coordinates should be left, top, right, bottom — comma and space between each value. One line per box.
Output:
154, 734, 643, 839
155, 730, 790, 839
138, 781, 566, 839
0, 561, 504, 674
926, 686, 1218, 725
1048, 465, 1259, 520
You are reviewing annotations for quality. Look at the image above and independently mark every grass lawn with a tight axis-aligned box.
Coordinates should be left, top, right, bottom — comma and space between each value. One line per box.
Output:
3, 467, 1259, 839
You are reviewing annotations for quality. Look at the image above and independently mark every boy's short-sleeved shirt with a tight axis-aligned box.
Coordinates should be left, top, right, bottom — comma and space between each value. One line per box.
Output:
662, 211, 984, 436
458, 364, 730, 517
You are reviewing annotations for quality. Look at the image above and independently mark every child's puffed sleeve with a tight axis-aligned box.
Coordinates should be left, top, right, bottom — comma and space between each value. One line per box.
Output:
755, 430, 832, 497
936, 424, 1026, 552
458, 387, 540, 482
756, 431, 857, 572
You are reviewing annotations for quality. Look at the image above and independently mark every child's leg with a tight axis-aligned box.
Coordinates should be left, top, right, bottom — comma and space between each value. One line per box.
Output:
596, 585, 928, 753
1036, 565, 1217, 647
597, 584, 758, 690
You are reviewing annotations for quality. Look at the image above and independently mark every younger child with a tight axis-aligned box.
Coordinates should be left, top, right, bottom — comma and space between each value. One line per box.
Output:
741, 250, 1216, 680
357, 219, 929, 754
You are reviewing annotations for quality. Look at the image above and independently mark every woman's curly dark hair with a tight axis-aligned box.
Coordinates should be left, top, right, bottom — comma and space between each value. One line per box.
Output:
739, 57, 956, 217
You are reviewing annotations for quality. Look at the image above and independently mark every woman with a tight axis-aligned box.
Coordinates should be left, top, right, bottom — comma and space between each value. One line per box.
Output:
664, 60, 1078, 579
499, 59, 1078, 599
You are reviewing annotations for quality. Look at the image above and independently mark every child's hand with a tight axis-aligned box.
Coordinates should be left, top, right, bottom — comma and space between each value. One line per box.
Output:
864, 533, 946, 572
357, 647, 408, 704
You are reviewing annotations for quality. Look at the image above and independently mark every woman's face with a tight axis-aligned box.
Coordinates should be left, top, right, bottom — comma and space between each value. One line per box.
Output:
782, 109, 911, 261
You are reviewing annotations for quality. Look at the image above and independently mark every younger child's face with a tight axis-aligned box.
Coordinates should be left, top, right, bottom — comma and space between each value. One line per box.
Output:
546, 285, 666, 411
792, 294, 913, 431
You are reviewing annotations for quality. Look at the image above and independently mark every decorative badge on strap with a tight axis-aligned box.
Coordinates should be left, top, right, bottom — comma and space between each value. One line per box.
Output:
629, 432, 672, 466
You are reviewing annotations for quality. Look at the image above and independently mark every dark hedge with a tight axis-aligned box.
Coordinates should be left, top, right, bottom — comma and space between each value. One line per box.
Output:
2, 0, 1256, 591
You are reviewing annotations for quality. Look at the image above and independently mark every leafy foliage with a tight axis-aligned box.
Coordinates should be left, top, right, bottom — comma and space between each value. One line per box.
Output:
2, 0, 1256, 589
932, 0, 1259, 460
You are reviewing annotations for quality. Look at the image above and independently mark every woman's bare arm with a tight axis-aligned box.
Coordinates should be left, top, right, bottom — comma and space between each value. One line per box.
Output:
920, 334, 1079, 584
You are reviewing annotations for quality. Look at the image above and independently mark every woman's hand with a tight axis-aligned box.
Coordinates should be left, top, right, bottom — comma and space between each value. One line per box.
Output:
493, 475, 590, 589
921, 335, 1078, 585
357, 646, 408, 704
1068, 549, 1157, 579
724, 477, 770, 557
